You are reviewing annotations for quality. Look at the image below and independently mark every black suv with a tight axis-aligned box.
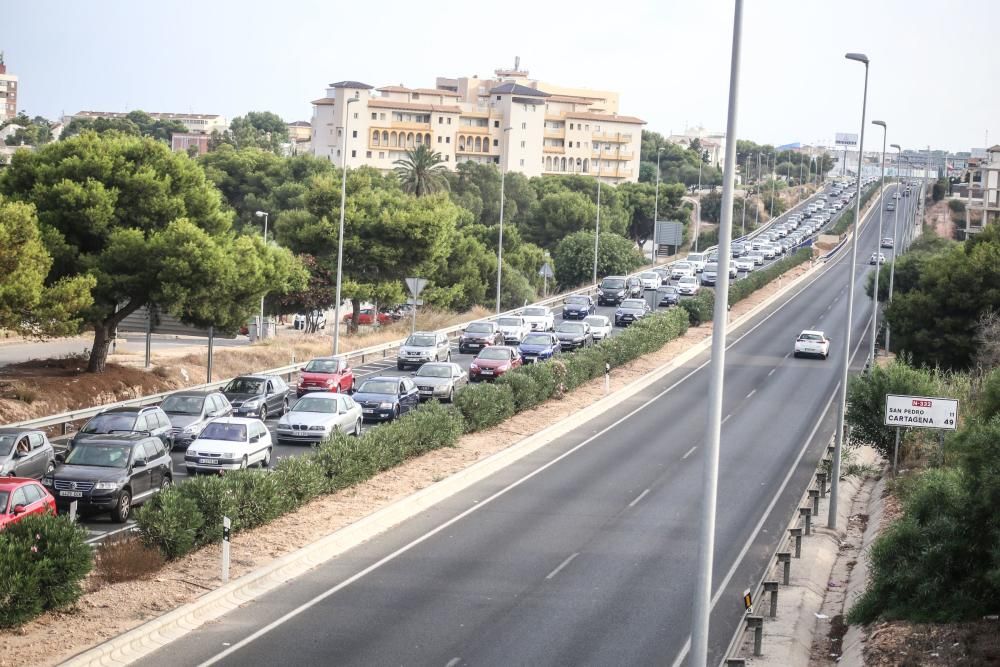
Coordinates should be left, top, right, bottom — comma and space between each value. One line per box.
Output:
69, 405, 172, 451
222, 374, 290, 420
44, 434, 173, 522
160, 390, 233, 449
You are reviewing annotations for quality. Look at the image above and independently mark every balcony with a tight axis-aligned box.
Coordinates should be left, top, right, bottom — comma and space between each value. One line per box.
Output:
458, 125, 490, 135
542, 145, 565, 154
391, 120, 431, 130
592, 150, 634, 161
543, 128, 565, 139
592, 131, 632, 143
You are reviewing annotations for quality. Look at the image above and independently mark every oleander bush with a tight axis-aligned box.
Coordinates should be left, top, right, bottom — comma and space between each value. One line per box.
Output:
136, 490, 204, 560
454, 382, 515, 432
681, 290, 715, 326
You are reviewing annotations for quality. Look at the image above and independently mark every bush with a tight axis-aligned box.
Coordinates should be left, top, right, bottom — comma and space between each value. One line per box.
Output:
830, 184, 879, 236
682, 290, 715, 326
222, 470, 290, 529
272, 453, 327, 508
175, 474, 241, 546
454, 382, 516, 432
498, 364, 553, 410
136, 489, 204, 560
94, 535, 165, 584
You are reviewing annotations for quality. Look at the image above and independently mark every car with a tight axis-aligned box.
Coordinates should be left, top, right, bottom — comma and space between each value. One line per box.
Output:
554, 320, 594, 351
676, 275, 701, 296
584, 315, 612, 341
893, 192, 901, 199
0, 428, 56, 479
561, 295, 596, 321
685, 252, 708, 273
398, 331, 451, 369
160, 390, 233, 450
701, 263, 718, 286
760, 245, 777, 260
469, 346, 523, 382
458, 321, 505, 354
794, 330, 831, 359
353, 377, 420, 421
292, 310, 327, 331
902, 189, 910, 197
44, 434, 172, 523
69, 405, 173, 451
638, 272, 661, 290
520, 306, 555, 332
870, 252, 887, 265
653, 267, 672, 285
518, 332, 561, 364
343, 308, 393, 326
733, 256, 755, 273
747, 251, 766, 266
185, 418, 273, 473
626, 276, 644, 297
296, 356, 355, 398
495, 315, 532, 345
222, 375, 290, 420
615, 298, 651, 327
657, 285, 680, 307
886, 202, 896, 211
0, 478, 56, 530
881, 237, 894, 249
597, 276, 630, 305
670, 262, 695, 281
275, 393, 363, 445
412, 362, 468, 402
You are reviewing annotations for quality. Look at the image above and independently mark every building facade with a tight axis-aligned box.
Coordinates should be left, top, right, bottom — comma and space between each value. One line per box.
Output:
63, 111, 228, 135
310, 66, 643, 182
667, 125, 727, 169
965, 145, 1000, 235
0, 53, 18, 122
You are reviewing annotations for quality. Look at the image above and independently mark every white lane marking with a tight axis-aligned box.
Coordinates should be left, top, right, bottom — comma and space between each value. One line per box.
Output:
682, 446, 698, 459
721, 414, 732, 425
445, 658, 461, 667
784, 353, 790, 359
746, 389, 756, 399
85, 524, 136, 545
628, 489, 651, 508
545, 552, 580, 580
767, 368, 776, 377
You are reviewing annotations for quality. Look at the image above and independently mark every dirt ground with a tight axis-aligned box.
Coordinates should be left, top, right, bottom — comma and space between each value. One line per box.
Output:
926, 199, 956, 239
863, 620, 1000, 666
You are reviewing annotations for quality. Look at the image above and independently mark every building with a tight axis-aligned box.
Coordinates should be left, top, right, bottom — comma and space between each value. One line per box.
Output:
171, 132, 211, 155
0, 52, 18, 122
310, 63, 643, 182
965, 145, 1000, 236
63, 111, 228, 135
667, 125, 727, 169
286, 120, 311, 155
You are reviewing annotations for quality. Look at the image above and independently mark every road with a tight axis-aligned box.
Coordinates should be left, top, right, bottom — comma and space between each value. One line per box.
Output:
128, 184, 917, 665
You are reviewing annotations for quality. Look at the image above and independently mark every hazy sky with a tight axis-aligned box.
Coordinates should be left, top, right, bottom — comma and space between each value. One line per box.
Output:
4, 0, 996, 153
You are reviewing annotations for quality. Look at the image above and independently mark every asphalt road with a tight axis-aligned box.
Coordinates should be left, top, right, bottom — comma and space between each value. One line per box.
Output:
130, 184, 918, 665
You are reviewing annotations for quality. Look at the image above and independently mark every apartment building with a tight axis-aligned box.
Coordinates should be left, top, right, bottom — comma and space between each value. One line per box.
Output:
0, 53, 18, 122
965, 144, 1000, 235
310, 65, 643, 182
667, 125, 727, 169
63, 111, 228, 135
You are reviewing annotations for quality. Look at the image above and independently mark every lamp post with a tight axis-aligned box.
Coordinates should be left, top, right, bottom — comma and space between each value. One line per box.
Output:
869, 120, 888, 365
653, 146, 664, 262
254, 210, 269, 339
593, 144, 603, 284
742, 155, 750, 236
496, 126, 513, 315
829, 52, 870, 531
768, 153, 776, 219
332, 95, 359, 355
886, 143, 902, 354
694, 156, 703, 251
753, 152, 761, 229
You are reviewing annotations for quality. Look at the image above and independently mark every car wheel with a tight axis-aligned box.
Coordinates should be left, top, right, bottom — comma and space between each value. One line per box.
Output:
793, 351, 800, 358
261, 448, 271, 468
160, 477, 171, 492
259, 405, 268, 422
111, 490, 131, 523
392, 405, 400, 421
240, 455, 249, 470
353, 419, 362, 437
447, 388, 454, 403
397, 362, 405, 370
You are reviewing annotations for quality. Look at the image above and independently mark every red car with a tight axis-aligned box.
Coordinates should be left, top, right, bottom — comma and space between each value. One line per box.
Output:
343, 308, 393, 326
296, 356, 355, 397
469, 346, 523, 382
0, 477, 56, 530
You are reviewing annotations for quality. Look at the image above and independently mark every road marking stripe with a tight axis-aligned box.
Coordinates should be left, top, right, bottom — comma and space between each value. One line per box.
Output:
767, 368, 775, 377
721, 414, 731, 425
445, 658, 461, 667
628, 489, 650, 508
545, 552, 580, 580
682, 446, 698, 459
745, 389, 756, 399
85, 524, 136, 545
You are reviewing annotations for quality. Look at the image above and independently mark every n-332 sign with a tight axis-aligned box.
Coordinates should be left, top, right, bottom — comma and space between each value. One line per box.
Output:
884, 394, 959, 430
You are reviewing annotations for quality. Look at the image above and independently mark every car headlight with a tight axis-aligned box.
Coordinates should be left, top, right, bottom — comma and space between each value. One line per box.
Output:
181, 423, 201, 435
379, 402, 394, 409
308, 425, 328, 431
94, 481, 120, 490
470, 363, 479, 370
42, 476, 53, 486
243, 398, 261, 408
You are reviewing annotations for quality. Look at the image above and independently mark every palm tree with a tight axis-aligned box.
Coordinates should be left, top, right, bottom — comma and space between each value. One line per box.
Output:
394, 145, 450, 196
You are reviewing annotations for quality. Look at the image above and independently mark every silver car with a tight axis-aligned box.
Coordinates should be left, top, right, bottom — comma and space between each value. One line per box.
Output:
497, 316, 531, 345
584, 315, 612, 341
276, 393, 363, 443
413, 362, 467, 402
397, 331, 451, 370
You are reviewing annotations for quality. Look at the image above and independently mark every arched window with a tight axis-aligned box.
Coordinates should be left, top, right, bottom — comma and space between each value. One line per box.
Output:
415, 133, 423, 146
583, 158, 589, 173
474, 137, 482, 152
407, 132, 415, 147
382, 131, 389, 145
372, 130, 380, 146
546, 156, 552, 171
459, 137, 466, 152
424, 133, 431, 146
561, 157, 567, 172
390, 132, 398, 147
576, 157, 583, 172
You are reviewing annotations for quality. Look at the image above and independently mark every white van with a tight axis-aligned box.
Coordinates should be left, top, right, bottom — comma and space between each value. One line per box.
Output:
686, 252, 708, 273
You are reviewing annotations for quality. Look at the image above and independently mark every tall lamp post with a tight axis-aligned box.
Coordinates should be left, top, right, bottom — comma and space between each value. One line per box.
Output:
592, 144, 603, 283
254, 210, 269, 339
886, 143, 902, 354
869, 120, 888, 365
496, 126, 513, 315
829, 52, 870, 530
332, 95, 359, 355
653, 147, 664, 262
694, 156, 704, 251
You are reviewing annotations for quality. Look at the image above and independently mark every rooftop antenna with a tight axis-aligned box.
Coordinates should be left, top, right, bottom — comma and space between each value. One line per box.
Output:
514, 55, 520, 71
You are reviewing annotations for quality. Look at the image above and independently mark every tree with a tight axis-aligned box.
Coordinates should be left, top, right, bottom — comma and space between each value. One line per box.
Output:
553, 231, 643, 288
932, 177, 949, 202
394, 145, 450, 197
2, 114, 54, 147
278, 255, 336, 333
0, 132, 306, 372
60, 116, 141, 140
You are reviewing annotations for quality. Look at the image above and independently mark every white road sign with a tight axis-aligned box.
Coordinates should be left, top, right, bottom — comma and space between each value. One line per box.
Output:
835, 132, 859, 147
884, 394, 958, 430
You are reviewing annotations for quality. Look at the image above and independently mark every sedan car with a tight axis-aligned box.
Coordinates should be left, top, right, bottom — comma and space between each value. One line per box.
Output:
222, 375, 289, 420
676, 275, 701, 296
458, 321, 504, 354
0, 428, 56, 479
881, 237, 894, 249
615, 298, 651, 327
296, 356, 354, 397
398, 331, 451, 370
496, 316, 532, 344
733, 256, 756, 273
520, 306, 555, 332
0, 478, 56, 530
793, 330, 831, 359
657, 285, 680, 307
561, 295, 596, 320
469, 346, 523, 382
353, 377, 420, 422
276, 393, 363, 444
413, 362, 468, 402
343, 308, 393, 326
554, 321, 593, 351
185, 418, 274, 472
518, 332, 561, 364
160, 390, 233, 450
870, 252, 887, 265
747, 251, 766, 266
584, 315, 612, 341
701, 263, 719, 286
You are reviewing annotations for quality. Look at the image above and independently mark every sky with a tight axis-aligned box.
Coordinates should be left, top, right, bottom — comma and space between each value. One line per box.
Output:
4, 0, 997, 154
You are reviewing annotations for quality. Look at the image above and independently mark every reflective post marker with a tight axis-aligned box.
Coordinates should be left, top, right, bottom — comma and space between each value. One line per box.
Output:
604, 362, 610, 394
222, 516, 231, 584
69, 500, 77, 523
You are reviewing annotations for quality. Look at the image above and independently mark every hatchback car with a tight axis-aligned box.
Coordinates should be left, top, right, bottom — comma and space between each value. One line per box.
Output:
520, 306, 555, 332
794, 330, 831, 360
469, 346, 523, 382
670, 262, 695, 280
880, 237, 894, 249
870, 252, 887, 265
676, 275, 701, 296
353, 377, 420, 421
733, 257, 756, 273
458, 321, 504, 354
70, 406, 172, 451
0, 429, 56, 479
496, 316, 532, 344
555, 321, 593, 351
296, 356, 355, 397
160, 390, 233, 450
615, 298, 651, 327
584, 315, 612, 341
639, 272, 661, 290
561, 295, 596, 320
518, 332, 561, 364
276, 393, 363, 444
0, 478, 56, 530
185, 418, 274, 472
222, 375, 290, 420
398, 331, 451, 369
412, 362, 468, 402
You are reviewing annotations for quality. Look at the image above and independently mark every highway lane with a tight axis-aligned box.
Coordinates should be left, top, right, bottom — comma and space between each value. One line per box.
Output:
135, 185, 903, 665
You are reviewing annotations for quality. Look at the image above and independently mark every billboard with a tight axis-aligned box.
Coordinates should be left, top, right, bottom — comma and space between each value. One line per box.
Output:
835, 133, 859, 147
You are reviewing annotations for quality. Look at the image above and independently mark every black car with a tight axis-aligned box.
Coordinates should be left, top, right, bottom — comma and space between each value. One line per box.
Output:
458, 321, 504, 354
70, 405, 173, 451
222, 375, 289, 421
554, 321, 593, 351
597, 276, 629, 306
353, 377, 420, 422
615, 298, 651, 327
160, 390, 233, 450
562, 295, 596, 320
657, 285, 680, 307
0, 428, 56, 479
44, 434, 172, 522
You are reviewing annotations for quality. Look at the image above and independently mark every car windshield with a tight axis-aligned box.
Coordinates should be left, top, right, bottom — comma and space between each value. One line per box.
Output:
601, 279, 625, 289
465, 323, 492, 333
224, 378, 264, 395
498, 317, 523, 326
160, 396, 205, 415
478, 348, 510, 361
405, 334, 436, 347
674, 262, 691, 269
359, 380, 398, 394
704, 263, 718, 272
199, 422, 248, 442
0, 491, 7, 511
584, 317, 607, 327
679, 276, 697, 284
0, 435, 16, 456
641, 272, 658, 280
416, 365, 452, 378
558, 322, 585, 334
565, 296, 589, 305
521, 333, 552, 346
799, 333, 824, 341
621, 299, 646, 309
291, 397, 338, 414
304, 359, 341, 374
64, 443, 132, 468
522, 307, 547, 317
81, 413, 136, 434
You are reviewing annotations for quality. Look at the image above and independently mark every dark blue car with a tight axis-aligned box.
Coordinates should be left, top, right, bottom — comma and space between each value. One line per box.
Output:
352, 376, 419, 422
562, 295, 596, 320
518, 332, 561, 364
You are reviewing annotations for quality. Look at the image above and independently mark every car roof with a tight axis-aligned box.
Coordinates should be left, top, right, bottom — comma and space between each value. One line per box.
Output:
408, 331, 438, 336
205, 416, 266, 425
291, 392, 343, 400
0, 427, 41, 436
231, 374, 275, 381
72, 433, 149, 445
0, 477, 43, 489
99, 405, 158, 415
308, 356, 344, 362
799, 329, 826, 336
168, 390, 217, 398
362, 376, 405, 382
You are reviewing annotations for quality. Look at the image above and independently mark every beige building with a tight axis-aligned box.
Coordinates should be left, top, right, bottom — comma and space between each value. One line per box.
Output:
965, 144, 1000, 235
63, 111, 228, 135
667, 125, 727, 169
310, 65, 643, 182
0, 53, 18, 122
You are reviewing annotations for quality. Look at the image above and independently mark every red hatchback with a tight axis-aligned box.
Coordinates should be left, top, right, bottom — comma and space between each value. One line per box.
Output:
343, 308, 393, 326
296, 357, 355, 398
469, 346, 523, 382
0, 478, 56, 530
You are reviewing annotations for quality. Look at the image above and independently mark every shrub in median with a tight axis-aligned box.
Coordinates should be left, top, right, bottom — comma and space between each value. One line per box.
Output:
682, 290, 715, 326
272, 452, 327, 508
136, 490, 204, 559
728, 247, 811, 305
222, 469, 291, 529
454, 382, 516, 432
175, 474, 242, 546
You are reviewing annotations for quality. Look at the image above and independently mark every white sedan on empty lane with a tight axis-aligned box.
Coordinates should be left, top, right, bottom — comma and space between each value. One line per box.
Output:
793, 330, 831, 359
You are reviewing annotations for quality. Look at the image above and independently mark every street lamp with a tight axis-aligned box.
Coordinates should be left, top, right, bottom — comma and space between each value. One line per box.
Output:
886, 143, 902, 354
496, 126, 513, 315
254, 210, 269, 339
332, 94, 360, 355
768, 152, 776, 218
829, 51, 870, 531
653, 147, 664, 262
694, 156, 704, 251
593, 144, 603, 284
869, 120, 888, 365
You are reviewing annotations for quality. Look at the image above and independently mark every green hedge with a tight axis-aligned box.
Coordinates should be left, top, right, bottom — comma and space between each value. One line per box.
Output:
727, 247, 812, 304
681, 291, 715, 326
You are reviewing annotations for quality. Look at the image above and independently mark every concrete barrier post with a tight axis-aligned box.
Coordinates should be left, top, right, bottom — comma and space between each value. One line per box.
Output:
809, 488, 820, 515
764, 580, 779, 618
747, 616, 764, 656
777, 551, 791, 584
790, 527, 802, 557
724, 659, 747, 667
817, 472, 828, 497
800, 507, 812, 536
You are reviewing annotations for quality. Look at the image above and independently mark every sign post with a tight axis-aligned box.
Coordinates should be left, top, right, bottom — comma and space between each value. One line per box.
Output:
222, 516, 231, 584
654, 221, 685, 256
404, 277, 427, 335
884, 394, 959, 469
539, 263, 554, 298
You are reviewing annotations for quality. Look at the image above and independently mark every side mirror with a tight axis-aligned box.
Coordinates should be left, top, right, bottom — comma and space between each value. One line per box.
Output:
250, 435, 260, 443
12, 504, 26, 515
133, 457, 147, 468
55, 452, 65, 463
13, 449, 25, 458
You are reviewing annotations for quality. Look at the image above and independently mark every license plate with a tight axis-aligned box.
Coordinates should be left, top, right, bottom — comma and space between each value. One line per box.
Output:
480, 369, 493, 375
363, 409, 374, 414
60, 490, 83, 498
198, 458, 219, 465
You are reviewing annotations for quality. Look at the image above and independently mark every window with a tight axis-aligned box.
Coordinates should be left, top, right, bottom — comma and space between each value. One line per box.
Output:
371, 112, 377, 120
445, 155, 450, 162
494, 120, 500, 128
521, 122, 526, 129
446, 137, 451, 144
447, 117, 452, 125
28, 433, 43, 449
438, 136, 442, 143
493, 139, 498, 146
520, 140, 526, 148
570, 123, 574, 130
366, 150, 372, 158
141, 440, 160, 461
520, 159, 525, 166
585, 124, 589, 130
351, 150, 357, 158
352, 130, 357, 138
11, 488, 27, 509
22, 484, 43, 504
337, 128, 342, 137
353, 112, 358, 119
380, 113, 386, 120
379, 152, 385, 158
496, 95, 501, 101
336, 149, 340, 156
438, 117, 443, 124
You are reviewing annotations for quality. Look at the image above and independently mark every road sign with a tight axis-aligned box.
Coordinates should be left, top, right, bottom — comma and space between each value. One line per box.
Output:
835, 132, 858, 146
405, 277, 427, 296
743, 589, 753, 612
654, 221, 685, 246
539, 262, 554, 279
884, 394, 958, 430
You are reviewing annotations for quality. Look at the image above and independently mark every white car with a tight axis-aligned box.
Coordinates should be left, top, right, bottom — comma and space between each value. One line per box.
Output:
520, 306, 555, 332
676, 275, 700, 295
761, 245, 777, 260
733, 257, 755, 272
671, 262, 695, 280
793, 330, 831, 360
639, 271, 660, 290
496, 315, 531, 344
685, 253, 708, 273
584, 315, 612, 341
293, 310, 327, 331
276, 392, 363, 444
184, 417, 273, 473
869, 252, 887, 265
